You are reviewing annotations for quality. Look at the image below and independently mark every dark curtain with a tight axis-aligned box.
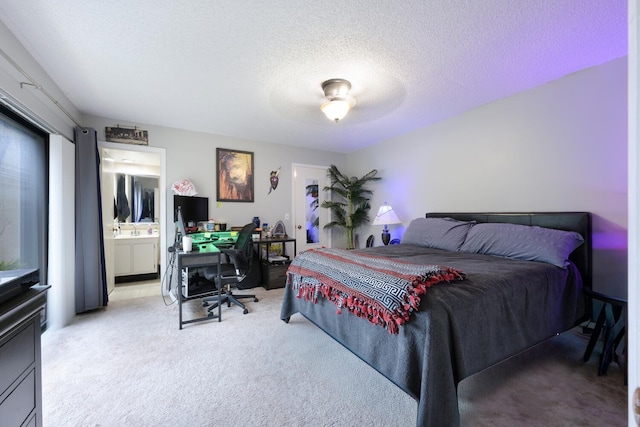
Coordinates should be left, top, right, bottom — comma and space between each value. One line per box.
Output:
75, 127, 108, 312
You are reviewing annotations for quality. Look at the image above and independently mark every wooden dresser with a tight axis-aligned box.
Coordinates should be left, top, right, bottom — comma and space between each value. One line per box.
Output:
0, 286, 48, 426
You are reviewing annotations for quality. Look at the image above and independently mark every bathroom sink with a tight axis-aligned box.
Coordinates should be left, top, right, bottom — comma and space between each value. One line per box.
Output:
114, 234, 158, 240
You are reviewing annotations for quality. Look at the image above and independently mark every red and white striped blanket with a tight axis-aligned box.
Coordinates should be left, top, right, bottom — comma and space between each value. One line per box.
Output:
286, 248, 465, 334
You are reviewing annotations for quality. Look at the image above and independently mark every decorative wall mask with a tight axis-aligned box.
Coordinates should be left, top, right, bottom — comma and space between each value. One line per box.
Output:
268, 167, 281, 194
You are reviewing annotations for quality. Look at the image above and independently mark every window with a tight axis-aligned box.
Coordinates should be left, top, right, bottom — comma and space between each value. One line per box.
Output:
0, 105, 48, 284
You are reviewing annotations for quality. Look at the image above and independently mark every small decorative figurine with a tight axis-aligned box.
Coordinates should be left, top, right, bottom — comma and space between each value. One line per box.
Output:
273, 220, 286, 237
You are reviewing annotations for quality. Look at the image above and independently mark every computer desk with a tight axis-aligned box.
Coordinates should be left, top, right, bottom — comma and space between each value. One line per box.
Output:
177, 244, 222, 329
176, 231, 240, 329
190, 230, 238, 247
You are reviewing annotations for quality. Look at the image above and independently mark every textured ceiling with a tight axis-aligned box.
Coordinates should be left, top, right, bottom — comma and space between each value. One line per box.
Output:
0, 1, 627, 153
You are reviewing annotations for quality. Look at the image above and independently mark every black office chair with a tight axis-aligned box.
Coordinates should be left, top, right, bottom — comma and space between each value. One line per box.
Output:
202, 223, 259, 316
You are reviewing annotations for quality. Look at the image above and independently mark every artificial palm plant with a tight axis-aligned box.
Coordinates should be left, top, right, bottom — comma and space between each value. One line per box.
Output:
321, 165, 381, 249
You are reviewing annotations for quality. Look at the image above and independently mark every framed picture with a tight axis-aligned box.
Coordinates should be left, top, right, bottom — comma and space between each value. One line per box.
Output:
105, 126, 148, 145
216, 148, 254, 202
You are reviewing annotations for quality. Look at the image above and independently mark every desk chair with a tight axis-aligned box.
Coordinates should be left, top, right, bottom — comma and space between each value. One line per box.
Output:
202, 223, 259, 316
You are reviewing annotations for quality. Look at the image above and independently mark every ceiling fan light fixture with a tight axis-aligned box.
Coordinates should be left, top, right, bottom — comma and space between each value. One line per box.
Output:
320, 78, 356, 123
321, 99, 354, 123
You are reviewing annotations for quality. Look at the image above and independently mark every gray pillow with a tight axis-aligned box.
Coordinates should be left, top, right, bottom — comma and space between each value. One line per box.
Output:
459, 222, 584, 268
402, 217, 474, 251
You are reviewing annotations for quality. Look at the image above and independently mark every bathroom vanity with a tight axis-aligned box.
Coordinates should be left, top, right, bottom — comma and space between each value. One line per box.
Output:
114, 234, 159, 277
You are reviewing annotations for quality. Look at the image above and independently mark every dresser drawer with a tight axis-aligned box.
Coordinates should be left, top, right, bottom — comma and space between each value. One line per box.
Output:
0, 322, 35, 394
0, 369, 36, 426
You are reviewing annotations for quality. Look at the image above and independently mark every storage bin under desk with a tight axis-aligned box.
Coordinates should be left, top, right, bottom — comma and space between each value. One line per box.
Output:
261, 260, 290, 290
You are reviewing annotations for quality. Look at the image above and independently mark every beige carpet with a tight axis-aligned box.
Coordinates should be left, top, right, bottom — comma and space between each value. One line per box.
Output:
41, 285, 627, 426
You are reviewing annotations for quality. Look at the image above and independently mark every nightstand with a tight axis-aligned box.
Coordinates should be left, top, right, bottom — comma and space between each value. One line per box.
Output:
582, 288, 626, 382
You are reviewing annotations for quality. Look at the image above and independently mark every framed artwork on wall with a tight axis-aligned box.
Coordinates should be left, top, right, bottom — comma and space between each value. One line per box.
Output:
216, 148, 254, 202
105, 125, 148, 145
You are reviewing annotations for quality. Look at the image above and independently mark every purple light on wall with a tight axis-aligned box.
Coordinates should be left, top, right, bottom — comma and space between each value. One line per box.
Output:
591, 231, 627, 250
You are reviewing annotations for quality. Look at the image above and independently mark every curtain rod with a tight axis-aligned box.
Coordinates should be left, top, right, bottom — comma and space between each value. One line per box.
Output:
0, 46, 82, 129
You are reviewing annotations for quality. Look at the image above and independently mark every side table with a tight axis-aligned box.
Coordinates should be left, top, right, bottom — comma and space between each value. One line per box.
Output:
582, 288, 626, 382
254, 236, 297, 289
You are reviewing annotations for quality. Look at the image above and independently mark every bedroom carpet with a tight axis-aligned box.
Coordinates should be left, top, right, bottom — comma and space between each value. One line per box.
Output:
41, 283, 627, 426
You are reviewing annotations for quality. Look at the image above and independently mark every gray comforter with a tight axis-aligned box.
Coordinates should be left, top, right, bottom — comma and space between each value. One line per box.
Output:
280, 244, 584, 427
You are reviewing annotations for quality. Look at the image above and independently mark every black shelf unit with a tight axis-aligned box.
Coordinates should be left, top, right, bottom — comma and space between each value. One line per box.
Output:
256, 237, 296, 290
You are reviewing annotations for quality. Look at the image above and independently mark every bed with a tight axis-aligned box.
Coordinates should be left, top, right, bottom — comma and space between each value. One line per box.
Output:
280, 212, 591, 427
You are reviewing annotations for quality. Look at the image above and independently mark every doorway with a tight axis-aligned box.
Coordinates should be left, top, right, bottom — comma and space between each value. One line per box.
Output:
98, 141, 167, 297
292, 164, 330, 253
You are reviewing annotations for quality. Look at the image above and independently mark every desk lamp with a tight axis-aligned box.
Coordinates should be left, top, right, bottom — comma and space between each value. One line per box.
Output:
372, 203, 401, 245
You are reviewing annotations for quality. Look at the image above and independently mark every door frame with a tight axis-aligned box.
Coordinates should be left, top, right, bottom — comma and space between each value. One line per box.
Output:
98, 141, 167, 293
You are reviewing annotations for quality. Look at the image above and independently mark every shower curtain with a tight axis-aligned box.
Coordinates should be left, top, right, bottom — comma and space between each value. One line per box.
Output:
75, 127, 108, 312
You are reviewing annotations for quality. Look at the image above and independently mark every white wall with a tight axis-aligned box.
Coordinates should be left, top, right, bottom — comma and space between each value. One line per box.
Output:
82, 115, 346, 248
349, 57, 628, 297
0, 20, 79, 139
47, 135, 76, 329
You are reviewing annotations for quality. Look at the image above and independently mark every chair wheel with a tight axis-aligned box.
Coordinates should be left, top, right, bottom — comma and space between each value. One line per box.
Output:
243, 308, 249, 314
254, 298, 259, 302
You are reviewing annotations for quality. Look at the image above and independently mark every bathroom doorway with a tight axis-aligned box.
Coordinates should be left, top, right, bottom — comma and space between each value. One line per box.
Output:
98, 141, 167, 297
292, 164, 331, 254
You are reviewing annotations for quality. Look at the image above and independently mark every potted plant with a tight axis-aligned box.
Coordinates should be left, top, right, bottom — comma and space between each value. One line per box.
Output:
321, 165, 381, 249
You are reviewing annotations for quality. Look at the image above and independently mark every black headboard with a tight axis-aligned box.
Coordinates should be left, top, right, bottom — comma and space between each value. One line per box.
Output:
426, 212, 592, 289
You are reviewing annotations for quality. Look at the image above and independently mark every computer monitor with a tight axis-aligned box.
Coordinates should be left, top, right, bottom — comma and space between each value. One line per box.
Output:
173, 195, 209, 226
175, 206, 188, 239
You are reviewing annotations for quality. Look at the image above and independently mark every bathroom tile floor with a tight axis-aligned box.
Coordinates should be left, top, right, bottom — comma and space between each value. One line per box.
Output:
109, 280, 161, 301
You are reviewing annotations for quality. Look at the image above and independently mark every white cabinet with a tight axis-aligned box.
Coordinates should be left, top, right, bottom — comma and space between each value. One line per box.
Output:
132, 242, 157, 274
114, 243, 133, 276
114, 236, 158, 276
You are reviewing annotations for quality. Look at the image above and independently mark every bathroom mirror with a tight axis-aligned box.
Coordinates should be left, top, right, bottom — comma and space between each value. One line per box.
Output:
114, 173, 159, 223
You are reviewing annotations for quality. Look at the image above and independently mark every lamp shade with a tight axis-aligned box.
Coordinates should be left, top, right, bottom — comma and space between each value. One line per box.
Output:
372, 204, 401, 226
321, 99, 354, 122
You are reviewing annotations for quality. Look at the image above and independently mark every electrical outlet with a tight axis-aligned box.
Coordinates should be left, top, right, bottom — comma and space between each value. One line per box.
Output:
284, 213, 289, 220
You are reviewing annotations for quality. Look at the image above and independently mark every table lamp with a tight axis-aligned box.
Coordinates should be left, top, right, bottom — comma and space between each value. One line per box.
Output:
372, 203, 401, 245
